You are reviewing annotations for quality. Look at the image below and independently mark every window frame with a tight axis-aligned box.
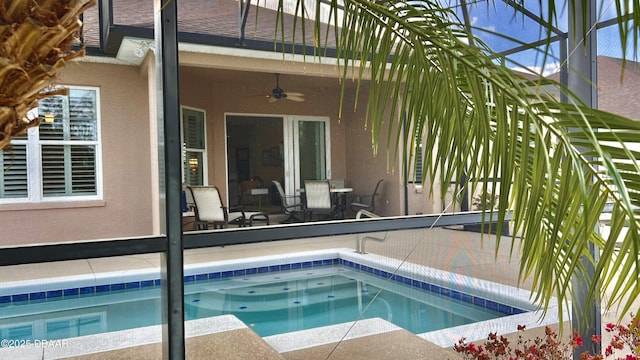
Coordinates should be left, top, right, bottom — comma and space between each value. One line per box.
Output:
180, 106, 208, 186
0, 86, 103, 204
406, 123, 424, 185
284, 115, 332, 195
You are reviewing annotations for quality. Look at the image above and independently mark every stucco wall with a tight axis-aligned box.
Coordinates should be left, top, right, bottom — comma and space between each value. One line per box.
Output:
0, 61, 153, 245
1, 58, 462, 246
177, 68, 413, 217
178, 68, 353, 205
341, 84, 401, 217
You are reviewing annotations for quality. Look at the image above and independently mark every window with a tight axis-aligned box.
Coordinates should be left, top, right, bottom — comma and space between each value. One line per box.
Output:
408, 128, 423, 185
414, 140, 423, 184
0, 87, 102, 203
181, 107, 206, 185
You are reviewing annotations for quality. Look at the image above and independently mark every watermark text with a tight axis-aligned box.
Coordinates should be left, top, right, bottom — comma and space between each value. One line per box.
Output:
1, 339, 70, 349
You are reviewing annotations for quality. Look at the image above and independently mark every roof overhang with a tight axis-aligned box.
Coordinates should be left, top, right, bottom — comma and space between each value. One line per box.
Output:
94, 35, 359, 81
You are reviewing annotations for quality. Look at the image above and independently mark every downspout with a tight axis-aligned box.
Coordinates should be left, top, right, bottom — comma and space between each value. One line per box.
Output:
402, 115, 409, 215
459, 0, 474, 212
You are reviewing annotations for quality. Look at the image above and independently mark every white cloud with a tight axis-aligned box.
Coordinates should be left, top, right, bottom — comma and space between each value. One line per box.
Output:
509, 61, 561, 76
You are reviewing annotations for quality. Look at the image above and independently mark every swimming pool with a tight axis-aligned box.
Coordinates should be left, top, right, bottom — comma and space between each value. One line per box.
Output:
184, 265, 512, 337
0, 248, 562, 349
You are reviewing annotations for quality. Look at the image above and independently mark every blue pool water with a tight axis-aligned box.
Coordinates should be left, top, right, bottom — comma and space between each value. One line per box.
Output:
184, 267, 507, 336
0, 259, 524, 342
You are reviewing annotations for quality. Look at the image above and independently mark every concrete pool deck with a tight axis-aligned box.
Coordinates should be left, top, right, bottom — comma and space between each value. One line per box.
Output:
0, 227, 634, 359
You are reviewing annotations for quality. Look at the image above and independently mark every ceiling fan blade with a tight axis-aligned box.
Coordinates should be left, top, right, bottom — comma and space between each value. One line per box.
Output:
286, 95, 305, 102
268, 96, 278, 103
246, 93, 270, 99
285, 92, 304, 97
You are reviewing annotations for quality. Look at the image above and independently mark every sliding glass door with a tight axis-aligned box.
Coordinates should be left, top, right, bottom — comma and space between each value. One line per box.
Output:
283, 116, 331, 195
225, 114, 330, 202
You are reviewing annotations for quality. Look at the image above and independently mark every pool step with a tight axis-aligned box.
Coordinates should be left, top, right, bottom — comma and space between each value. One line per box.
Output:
187, 279, 371, 313
280, 330, 462, 360
213, 274, 355, 297
1, 315, 286, 360
267, 318, 462, 360
0, 315, 460, 359
54, 328, 286, 360
56, 329, 459, 360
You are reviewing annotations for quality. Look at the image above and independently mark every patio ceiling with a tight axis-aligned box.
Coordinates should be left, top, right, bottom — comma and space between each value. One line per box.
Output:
178, 66, 346, 86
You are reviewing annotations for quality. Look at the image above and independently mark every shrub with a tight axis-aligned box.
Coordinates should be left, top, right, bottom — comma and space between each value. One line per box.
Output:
452, 316, 640, 360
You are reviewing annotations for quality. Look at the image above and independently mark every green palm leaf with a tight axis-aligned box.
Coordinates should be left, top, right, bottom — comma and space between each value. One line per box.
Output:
272, 0, 640, 324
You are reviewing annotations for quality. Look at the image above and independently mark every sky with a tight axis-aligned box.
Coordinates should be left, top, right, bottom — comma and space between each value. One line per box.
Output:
264, 0, 637, 76
445, 0, 637, 75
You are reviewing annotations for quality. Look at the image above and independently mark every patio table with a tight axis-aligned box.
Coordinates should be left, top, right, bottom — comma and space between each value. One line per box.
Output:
250, 188, 269, 210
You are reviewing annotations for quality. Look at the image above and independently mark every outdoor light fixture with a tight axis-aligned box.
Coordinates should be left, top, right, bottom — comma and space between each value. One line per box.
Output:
133, 47, 145, 58
21, 109, 54, 124
22, 108, 39, 123
188, 158, 199, 173
132, 40, 154, 58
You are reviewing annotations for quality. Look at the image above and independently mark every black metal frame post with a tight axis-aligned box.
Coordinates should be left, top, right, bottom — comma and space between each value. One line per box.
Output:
154, 0, 185, 359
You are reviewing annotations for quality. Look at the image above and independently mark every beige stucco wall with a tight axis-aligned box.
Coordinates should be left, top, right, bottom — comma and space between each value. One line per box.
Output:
0, 61, 153, 245
1, 53, 453, 246
4, 53, 640, 246
178, 67, 405, 213
342, 86, 398, 217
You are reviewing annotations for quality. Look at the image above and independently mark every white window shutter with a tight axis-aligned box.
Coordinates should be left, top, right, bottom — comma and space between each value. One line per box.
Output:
0, 145, 28, 198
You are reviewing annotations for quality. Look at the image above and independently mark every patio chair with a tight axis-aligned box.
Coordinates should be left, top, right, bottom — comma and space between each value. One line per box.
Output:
303, 180, 334, 221
182, 183, 196, 213
349, 179, 383, 215
181, 184, 196, 230
188, 185, 247, 229
272, 180, 304, 223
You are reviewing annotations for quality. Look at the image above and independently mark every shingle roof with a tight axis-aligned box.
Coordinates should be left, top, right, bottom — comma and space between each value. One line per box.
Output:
82, 0, 338, 53
80, 2, 640, 122
597, 56, 640, 120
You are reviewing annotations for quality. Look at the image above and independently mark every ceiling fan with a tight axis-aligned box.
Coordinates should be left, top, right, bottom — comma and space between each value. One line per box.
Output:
267, 73, 305, 103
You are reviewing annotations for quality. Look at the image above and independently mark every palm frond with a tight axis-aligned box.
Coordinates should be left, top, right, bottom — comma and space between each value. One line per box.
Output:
275, 0, 640, 324
0, 0, 96, 150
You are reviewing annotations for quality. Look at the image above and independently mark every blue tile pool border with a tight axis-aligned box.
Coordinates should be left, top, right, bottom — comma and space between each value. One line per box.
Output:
339, 259, 526, 316
0, 257, 526, 316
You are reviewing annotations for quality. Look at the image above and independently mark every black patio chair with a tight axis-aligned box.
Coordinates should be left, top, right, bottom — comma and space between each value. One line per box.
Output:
349, 179, 383, 215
